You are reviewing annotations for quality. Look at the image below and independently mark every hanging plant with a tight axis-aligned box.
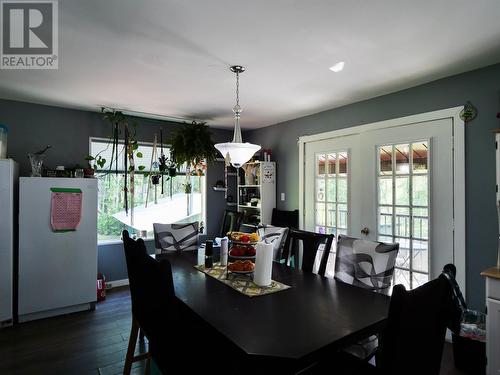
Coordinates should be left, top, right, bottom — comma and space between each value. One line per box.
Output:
85, 108, 144, 225
170, 121, 217, 172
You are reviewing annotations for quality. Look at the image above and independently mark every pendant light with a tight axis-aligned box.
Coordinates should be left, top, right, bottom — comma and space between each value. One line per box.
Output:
215, 65, 261, 168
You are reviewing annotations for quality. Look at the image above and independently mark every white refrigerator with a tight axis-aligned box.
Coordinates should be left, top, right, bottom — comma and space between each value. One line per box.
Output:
18, 177, 98, 322
0, 159, 18, 327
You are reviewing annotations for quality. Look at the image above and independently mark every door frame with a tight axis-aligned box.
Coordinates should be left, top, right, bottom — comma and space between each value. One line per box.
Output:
298, 106, 465, 293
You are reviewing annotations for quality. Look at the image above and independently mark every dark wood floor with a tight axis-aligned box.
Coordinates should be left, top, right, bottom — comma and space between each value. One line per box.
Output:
0, 287, 466, 375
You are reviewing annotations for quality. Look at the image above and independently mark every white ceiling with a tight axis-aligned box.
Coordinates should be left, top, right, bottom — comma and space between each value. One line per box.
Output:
1, 0, 500, 129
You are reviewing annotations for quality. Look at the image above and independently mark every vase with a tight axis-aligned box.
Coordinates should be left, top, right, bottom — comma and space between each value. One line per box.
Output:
28, 153, 45, 177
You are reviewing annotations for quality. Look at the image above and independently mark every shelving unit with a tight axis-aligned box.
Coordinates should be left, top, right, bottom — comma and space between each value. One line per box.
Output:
238, 161, 276, 227
214, 158, 239, 209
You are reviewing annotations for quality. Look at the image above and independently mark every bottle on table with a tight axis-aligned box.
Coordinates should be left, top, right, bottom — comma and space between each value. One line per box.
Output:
205, 240, 213, 268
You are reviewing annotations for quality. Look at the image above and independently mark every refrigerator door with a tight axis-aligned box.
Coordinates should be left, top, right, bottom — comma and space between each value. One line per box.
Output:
0, 160, 18, 326
18, 177, 97, 321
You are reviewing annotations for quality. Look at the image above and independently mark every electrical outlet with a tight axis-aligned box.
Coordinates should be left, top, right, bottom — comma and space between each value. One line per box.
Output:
281, 193, 285, 201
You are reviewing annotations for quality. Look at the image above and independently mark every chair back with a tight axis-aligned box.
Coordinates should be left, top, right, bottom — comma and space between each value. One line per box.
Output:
282, 228, 334, 276
153, 222, 199, 253
258, 225, 288, 260
220, 210, 243, 237
378, 271, 461, 375
334, 235, 399, 290
271, 208, 299, 229
122, 230, 176, 340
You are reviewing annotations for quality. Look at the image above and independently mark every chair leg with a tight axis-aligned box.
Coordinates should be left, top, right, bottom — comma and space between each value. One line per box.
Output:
124, 317, 140, 375
144, 355, 151, 375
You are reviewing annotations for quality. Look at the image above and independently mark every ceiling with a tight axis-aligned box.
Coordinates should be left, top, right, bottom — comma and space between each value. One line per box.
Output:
1, 0, 500, 129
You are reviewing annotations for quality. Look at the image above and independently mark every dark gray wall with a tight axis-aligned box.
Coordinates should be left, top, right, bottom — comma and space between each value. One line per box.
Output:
0, 99, 232, 281
245, 63, 500, 310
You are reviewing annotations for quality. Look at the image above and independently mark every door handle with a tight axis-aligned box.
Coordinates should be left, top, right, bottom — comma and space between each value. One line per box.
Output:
361, 227, 370, 236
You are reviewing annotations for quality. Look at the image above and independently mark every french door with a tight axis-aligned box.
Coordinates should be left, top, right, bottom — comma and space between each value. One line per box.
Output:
302, 111, 464, 291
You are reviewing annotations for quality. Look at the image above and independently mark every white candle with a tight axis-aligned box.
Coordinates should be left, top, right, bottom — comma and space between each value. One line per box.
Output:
254, 242, 273, 287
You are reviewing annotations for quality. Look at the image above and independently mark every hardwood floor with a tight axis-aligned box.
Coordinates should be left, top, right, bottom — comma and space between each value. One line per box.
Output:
0, 287, 466, 375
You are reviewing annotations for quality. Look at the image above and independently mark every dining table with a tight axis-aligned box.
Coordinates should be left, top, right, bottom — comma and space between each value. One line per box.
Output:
155, 248, 391, 372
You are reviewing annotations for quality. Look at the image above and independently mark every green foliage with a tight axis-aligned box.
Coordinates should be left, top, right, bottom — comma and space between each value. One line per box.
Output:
170, 121, 217, 170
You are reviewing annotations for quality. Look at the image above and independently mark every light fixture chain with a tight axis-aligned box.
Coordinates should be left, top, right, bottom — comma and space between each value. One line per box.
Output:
236, 71, 239, 106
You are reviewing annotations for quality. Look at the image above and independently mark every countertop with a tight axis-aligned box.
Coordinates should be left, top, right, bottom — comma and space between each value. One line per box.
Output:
481, 266, 500, 279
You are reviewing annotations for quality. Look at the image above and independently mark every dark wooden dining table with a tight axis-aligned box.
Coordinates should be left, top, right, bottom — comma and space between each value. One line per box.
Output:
156, 249, 390, 372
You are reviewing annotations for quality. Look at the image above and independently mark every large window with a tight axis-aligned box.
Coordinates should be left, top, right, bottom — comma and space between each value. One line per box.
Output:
90, 138, 206, 243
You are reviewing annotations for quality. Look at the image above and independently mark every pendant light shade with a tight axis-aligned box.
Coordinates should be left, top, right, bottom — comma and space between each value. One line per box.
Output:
214, 65, 261, 168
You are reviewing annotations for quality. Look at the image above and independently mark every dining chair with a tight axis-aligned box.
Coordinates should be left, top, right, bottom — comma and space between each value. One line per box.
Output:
334, 235, 399, 291
153, 222, 199, 253
123, 230, 235, 374
310, 266, 462, 375
257, 224, 288, 260
271, 208, 299, 229
220, 209, 243, 237
281, 228, 334, 276
122, 230, 176, 375
333, 235, 399, 360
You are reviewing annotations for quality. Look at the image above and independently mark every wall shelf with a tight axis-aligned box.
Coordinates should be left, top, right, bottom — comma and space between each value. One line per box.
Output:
213, 187, 227, 192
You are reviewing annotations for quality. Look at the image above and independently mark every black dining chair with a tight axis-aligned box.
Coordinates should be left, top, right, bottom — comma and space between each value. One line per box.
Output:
310, 265, 462, 375
220, 209, 244, 237
334, 235, 399, 361
271, 208, 299, 229
281, 228, 334, 277
123, 230, 235, 374
122, 230, 177, 374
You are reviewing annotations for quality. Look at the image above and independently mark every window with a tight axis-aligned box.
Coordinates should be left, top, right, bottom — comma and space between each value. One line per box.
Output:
314, 151, 349, 276
90, 138, 206, 243
377, 141, 430, 289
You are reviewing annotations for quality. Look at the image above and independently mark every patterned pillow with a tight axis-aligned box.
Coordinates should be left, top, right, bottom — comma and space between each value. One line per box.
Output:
153, 222, 199, 254
334, 235, 399, 290
258, 225, 288, 260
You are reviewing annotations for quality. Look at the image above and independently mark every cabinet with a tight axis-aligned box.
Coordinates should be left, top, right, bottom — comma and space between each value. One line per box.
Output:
483, 270, 500, 374
237, 161, 276, 228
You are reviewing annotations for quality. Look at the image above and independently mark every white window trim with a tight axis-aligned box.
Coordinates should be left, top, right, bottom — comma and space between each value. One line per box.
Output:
298, 106, 466, 295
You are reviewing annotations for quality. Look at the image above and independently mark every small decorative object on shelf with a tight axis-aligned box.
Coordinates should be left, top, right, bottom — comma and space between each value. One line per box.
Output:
28, 145, 51, 177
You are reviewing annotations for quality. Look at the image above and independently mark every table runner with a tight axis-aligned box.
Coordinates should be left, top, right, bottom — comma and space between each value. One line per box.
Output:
194, 263, 291, 297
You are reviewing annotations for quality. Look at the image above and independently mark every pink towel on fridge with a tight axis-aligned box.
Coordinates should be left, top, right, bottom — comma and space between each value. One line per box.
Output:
50, 188, 83, 232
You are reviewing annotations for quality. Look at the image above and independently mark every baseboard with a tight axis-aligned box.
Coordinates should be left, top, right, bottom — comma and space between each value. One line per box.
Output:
105, 278, 129, 289
19, 303, 93, 323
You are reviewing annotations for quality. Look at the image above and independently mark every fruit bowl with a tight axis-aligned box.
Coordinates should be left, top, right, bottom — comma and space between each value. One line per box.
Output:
228, 260, 255, 274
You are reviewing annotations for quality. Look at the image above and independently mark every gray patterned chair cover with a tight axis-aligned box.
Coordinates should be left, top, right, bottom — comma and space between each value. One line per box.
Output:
153, 222, 199, 254
257, 225, 288, 260
335, 235, 399, 361
335, 235, 399, 290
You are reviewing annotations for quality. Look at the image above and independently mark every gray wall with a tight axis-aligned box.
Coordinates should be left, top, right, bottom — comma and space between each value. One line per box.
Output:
0, 99, 232, 281
245, 63, 500, 310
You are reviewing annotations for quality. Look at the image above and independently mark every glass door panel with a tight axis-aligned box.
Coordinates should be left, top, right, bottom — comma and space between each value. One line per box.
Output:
377, 141, 430, 289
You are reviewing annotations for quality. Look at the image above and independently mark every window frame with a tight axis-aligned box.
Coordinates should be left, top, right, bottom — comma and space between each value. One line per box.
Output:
89, 137, 207, 244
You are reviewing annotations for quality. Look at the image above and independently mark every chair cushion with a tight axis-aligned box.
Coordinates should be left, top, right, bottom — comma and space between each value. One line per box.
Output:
153, 222, 199, 253
335, 235, 399, 290
258, 225, 288, 260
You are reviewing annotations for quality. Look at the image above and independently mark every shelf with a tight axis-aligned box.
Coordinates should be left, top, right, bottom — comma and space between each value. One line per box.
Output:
213, 187, 227, 192
226, 202, 237, 206
242, 223, 259, 228
227, 173, 238, 176
238, 204, 261, 210
239, 185, 260, 188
